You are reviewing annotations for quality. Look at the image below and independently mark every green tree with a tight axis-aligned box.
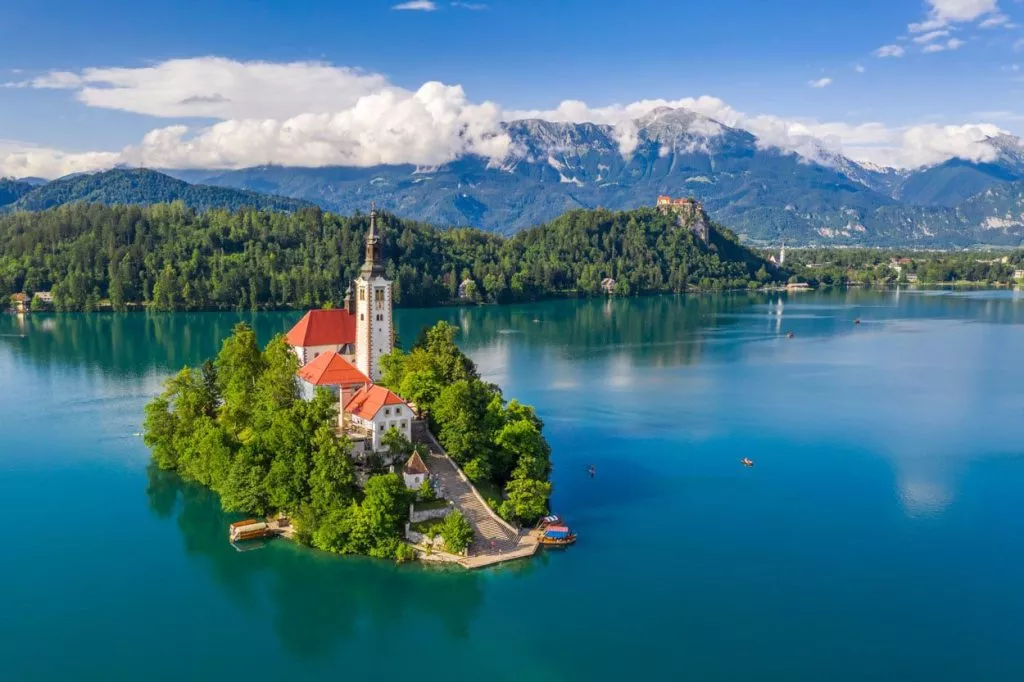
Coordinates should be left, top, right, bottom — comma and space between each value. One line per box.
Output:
440, 510, 474, 554
500, 478, 551, 524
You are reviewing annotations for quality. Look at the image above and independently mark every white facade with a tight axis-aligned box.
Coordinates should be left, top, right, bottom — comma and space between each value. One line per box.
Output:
403, 470, 426, 489
355, 274, 393, 383
293, 343, 355, 366
350, 402, 411, 451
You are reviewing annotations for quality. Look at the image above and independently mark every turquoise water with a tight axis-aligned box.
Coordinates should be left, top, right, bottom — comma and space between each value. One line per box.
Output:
3, 290, 1024, 681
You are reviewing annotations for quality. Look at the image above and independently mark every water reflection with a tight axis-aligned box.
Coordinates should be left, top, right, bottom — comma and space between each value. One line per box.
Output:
144, 467, 515, 658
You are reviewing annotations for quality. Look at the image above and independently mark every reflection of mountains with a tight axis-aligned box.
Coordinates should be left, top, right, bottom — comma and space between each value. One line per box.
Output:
146, 467, 539, 660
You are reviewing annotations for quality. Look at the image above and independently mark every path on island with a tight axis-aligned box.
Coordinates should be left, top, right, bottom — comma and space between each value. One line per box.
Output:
414, 424, 538, 568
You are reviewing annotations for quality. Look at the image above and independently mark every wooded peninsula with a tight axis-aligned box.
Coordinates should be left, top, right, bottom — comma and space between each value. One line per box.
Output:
0, 202, 777, 311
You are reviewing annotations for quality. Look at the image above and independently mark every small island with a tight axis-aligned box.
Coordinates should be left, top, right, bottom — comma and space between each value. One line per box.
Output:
143, 207, 553, 566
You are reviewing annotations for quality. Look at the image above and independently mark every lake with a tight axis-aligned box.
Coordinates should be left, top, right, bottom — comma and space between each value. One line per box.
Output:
2, 289, 1024, 681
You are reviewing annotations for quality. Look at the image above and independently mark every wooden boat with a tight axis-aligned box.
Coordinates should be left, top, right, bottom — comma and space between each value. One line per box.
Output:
539, 525, 577, 547
229, 519, 272, 542
741, 457, 755, 468
535, 515, 563, 531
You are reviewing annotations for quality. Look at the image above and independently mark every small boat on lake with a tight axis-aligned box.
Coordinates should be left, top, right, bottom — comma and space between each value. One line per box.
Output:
536, 515, 563, 530
539, 525, 577, 547
229, 519, 273, 543
741, 457, 754, 468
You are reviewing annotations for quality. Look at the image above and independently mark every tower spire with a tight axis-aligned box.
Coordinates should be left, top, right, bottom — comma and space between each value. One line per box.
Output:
361, 203, 385, 277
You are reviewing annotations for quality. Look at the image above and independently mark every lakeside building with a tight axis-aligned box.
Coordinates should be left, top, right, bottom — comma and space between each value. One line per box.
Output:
343, 384, 412, 453
287, 206, 413, 455
286, 309, 356, 366
295, 350, 369, 402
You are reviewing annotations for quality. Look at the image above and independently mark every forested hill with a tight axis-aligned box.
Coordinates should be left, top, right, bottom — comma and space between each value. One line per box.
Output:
0, 202, 779, 311
0, 178, 34, 208
5, 169, 314, 213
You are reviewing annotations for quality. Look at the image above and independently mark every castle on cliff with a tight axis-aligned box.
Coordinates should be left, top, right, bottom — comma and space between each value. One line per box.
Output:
656, 195, 709, 243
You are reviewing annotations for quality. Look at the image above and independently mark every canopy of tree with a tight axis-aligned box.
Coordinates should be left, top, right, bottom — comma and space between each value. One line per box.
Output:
143, 322, 412, 560
784, 248, 1024, 287
0, 202, 779, 311
380, 322, 553, 524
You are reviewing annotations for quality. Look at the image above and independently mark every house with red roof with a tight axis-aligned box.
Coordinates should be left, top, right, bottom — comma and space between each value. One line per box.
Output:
343, 384, 413, 453
286, 309, 357, 366
295, 350, 370, 403
402, 451, 429, 489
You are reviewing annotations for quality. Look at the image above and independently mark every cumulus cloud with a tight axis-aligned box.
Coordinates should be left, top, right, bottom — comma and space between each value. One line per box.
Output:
909, 0, 1000, 32
874, 44, 906, 58
1, 57, 1016, 177
808, 77, 833, 88
0, 140, 119, 178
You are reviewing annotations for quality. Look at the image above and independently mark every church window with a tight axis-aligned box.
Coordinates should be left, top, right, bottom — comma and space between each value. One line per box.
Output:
375, 288, 385, 303
359, 288, 365, 301
359, 313, 364, 321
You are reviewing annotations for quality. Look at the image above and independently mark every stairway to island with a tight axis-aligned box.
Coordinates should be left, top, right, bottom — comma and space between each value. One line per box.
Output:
415, 427, 538, 568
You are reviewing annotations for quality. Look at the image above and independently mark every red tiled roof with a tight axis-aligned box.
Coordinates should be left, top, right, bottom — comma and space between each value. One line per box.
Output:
403, 451, 428, 475
286, 309, 356, 347
296, 351, 369, 387
344, 384, 408, 420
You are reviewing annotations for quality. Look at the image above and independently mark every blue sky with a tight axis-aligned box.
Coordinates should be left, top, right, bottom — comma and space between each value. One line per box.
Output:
2, 0, 1023, 176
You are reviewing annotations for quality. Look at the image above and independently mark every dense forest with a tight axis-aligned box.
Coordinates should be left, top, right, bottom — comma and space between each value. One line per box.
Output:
4, 169, 313, 214
0, 178, 34, 207
784, 248, 1024, 287
0, 201, 778, 311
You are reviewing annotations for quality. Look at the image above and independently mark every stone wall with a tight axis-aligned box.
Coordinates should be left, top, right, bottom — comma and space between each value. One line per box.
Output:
409, 502, 452, 523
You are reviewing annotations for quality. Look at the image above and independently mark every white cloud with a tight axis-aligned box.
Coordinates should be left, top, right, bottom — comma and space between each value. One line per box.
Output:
913, 29, 950, 43
874, 44, 906, 58
923, 37, 967, 53
808, 77, 833, 88
0, 140, 119, 178
451, 2, 487, 8
979, 13, 1011, 27
854, 64, 866, 73
27, 57, 392, 120
909, 0, 1000, 31
1, 57, 1017, 177
392, 1, 438, 10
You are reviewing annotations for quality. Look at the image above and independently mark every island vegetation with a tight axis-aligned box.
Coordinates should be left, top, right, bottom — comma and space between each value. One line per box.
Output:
142, 319, 553, 562
0, 202, 778, 312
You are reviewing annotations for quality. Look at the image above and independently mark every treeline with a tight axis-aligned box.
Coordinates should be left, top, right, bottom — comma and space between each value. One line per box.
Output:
381, 322, 552, 524
144, 323, 415, 561
0, 202, 778, 311
5, 169, 312, 214
785, 248, 1024, 287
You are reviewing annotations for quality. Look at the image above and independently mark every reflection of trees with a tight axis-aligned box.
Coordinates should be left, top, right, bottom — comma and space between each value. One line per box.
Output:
144, 467, 486, 661
398, 294, 773, 368
0, 312, 300, 377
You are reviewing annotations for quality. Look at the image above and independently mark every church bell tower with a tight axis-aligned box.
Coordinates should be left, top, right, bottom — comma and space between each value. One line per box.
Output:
354, 205, 393, 382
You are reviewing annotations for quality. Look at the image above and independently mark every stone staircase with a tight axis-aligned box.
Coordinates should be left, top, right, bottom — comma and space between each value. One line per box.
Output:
417, 430, 522, 556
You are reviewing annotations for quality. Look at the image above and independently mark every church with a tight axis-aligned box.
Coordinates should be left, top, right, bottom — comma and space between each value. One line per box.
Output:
286, 206, 413, 454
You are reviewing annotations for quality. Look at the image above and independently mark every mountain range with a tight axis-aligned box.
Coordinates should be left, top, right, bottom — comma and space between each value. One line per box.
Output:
6, 107, 1024, 247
